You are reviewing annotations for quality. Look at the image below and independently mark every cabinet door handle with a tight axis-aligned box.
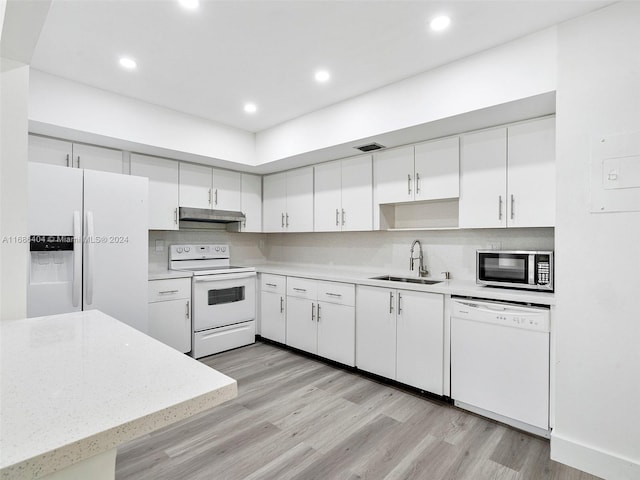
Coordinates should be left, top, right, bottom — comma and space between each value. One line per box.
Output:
398, 292, 402, 315
214, 188, 218, 206
311, 303, 316, 321
208, 188, 212, 205
66, 154, 70, 167
341, 208, 345, 226
281, 212, 285, 228
317, 303, 321, 321
159, 289, 179, 294
407, 174, 412, 195
510, 194, 515, 220
286, 213, 289, 227
415, 173, 421, 195
389, 291, 394, 313
498, 195, 503, 220
280, 296, 284, 313
186, 300, 190, 319
77, 156, 81, 168
336, 208, 340, 226
174, 208, 178, 225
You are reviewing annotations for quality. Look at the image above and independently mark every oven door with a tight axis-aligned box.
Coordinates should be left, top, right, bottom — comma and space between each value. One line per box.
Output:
192, 272, 256, 332
477, 252, 532, 287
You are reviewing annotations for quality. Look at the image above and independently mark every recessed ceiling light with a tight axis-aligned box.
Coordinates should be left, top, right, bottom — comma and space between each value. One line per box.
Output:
178, 0, 199, 9
315, 70, 331, 83
244, 103, 257, 114
119, 57, 137, 70
429, 15, 451, 32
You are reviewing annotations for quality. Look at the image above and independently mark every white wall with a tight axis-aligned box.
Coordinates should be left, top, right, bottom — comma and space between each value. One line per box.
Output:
0, 59, 29, 320
148, 230, 266, 271
264, 228, 554, 282
256, 28, 557, 165
28, 70, 256, 168
552, 3, 640, 479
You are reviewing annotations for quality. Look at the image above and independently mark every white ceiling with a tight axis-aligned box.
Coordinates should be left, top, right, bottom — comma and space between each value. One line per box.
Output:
31, 0, 612, 134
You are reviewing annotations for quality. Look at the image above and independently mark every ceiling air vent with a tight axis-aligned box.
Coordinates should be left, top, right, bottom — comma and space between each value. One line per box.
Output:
354, 142, 385, 152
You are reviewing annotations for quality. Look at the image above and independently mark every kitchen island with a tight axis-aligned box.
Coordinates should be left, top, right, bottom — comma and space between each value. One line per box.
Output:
0, 310, 237, 480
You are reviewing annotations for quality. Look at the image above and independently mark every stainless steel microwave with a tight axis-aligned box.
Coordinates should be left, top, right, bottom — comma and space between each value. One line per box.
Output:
476, 250, 553, 291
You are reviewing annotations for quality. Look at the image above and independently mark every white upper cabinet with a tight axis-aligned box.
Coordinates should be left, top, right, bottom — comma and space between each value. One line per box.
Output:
240, 173, 262, 232
263, 172, 287, 232
29, 135, 124, 173
374, 146, 414, 204
414, 137, 460, 201
28, 135, 73, 167
506, 117, 556, 227
178, 163, 242, 211
73, 144, 125, 174
179, 163, 212, 209
375, 138, 459, 205
213, 169, 241, 211
314, 160, 342, 232
263, 167, 313, 233
130, 153, 179, 230
459, 117, 555, 228
315, 155, 372, 232
459, 128, 507, 228
286, 167, 314, 232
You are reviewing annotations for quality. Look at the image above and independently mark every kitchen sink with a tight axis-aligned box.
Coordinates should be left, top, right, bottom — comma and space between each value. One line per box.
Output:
369, 275, 442, 285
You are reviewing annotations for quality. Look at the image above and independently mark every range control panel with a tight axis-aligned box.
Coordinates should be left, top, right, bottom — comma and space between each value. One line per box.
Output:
169, 244, 229, 260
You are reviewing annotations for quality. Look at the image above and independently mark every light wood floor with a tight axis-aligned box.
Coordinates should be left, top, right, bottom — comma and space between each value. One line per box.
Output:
116, 342, 600, 480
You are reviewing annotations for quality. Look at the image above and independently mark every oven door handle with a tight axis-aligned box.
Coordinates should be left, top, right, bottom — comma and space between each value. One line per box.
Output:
193, 272, 257, 283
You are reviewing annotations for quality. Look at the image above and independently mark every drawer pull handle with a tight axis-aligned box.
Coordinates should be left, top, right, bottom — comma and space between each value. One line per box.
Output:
159, 290, 179, 294
265, 283, 277, 287
325, 292, 342, 297
293, 288, 307, 292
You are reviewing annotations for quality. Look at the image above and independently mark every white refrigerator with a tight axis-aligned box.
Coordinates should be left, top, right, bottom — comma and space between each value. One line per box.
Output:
28, 163, 149, 333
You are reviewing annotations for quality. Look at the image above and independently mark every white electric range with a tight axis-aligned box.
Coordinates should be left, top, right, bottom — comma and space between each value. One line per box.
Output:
169, 244, 256, 359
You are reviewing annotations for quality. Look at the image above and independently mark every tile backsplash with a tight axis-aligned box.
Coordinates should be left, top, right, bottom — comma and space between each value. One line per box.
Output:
151, 227, 554, 282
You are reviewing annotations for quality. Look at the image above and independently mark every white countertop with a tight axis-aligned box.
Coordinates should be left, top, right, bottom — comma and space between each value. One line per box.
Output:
0, 310, 237, 480
255, 263, 555, 305
148, 268, 193, 281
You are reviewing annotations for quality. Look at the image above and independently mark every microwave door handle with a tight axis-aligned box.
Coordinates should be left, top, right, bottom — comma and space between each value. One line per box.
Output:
529, 255, 535, 285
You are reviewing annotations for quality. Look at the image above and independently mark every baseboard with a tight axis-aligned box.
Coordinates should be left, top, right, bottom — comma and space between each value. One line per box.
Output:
551, 431, 640, 480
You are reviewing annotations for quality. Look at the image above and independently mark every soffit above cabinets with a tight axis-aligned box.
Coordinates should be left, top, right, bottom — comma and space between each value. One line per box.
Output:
30, 1, 612, 133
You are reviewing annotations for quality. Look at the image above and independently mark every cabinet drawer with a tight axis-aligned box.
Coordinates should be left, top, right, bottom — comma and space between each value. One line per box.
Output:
148, 278, 191, 302
317, 281, 355, 306
287, 277, 317, 299
260, 274, 286, 294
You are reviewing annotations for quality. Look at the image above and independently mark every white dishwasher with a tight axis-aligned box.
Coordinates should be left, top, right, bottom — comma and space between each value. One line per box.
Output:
450, 298, 550, 438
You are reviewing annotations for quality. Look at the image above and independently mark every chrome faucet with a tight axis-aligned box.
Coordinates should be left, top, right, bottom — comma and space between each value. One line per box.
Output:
409, 239, 428, 277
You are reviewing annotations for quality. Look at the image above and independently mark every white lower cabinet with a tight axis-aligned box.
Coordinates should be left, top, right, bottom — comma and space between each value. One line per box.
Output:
259, 274, 286, 343
148, 278, 191, 353
356, 285, 444, 395
286, 277, 355, 367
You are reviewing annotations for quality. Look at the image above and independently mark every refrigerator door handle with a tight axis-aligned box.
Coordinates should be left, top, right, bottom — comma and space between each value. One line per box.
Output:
85, 210, 95, 306
72, 210, 82, 307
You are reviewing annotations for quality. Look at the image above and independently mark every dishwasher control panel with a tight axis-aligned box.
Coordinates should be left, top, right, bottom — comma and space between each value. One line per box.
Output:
452, 299, 550, 333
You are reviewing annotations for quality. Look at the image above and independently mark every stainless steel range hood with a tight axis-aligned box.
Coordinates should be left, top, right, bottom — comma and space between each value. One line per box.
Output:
179, 207, 245, 224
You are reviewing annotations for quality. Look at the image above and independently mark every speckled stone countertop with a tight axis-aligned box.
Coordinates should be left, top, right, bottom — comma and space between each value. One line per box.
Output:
0, 310, 237, 480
